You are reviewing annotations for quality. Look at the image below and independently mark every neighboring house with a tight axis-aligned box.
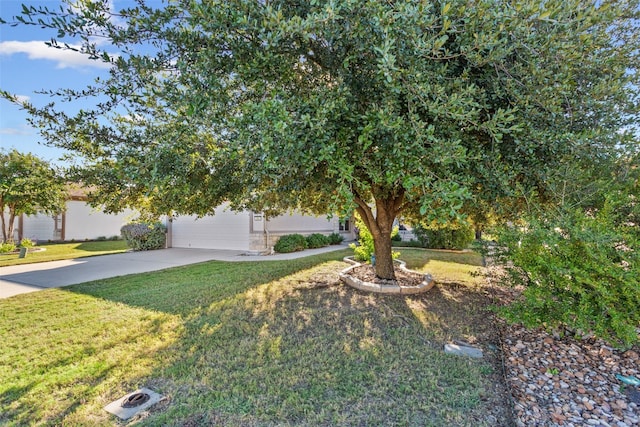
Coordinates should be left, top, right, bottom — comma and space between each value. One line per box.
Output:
15, 188, 136, 242
167, 203, 355, 252
15, 186, 355, 251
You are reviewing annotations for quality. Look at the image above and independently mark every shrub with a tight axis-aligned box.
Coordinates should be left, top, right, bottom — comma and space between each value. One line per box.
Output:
327, 232, 344, 245
274, 234, 308, 253
413, 222, 474, 250
19, 238, 35, 248
96, 236, 107, 241
349, 216, 399, 263
120, 222, 167, 251
306, 233, 329, 249
492, 204, 640, 347
0, 242, 16, 253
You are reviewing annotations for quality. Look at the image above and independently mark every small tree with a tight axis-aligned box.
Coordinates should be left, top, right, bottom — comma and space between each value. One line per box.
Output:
0, 150, 66, 243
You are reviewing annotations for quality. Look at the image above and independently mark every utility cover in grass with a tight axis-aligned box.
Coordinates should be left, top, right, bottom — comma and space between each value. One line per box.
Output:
444, 343, 484, 359
104, 388, 162, 420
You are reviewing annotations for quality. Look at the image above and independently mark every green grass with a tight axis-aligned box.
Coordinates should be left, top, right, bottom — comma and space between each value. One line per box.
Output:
0, 241, 128, 267
0, 248, 507, 426
397, 248, 485, 287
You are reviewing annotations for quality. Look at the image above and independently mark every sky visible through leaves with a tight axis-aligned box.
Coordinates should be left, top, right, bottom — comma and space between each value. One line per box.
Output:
0, 0, 132, 164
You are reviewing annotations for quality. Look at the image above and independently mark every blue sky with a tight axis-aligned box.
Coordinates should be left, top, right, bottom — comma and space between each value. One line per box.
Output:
0, 0, 127, 164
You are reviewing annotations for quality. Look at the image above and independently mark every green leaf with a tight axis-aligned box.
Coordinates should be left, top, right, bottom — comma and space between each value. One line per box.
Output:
538, 11, 551, 20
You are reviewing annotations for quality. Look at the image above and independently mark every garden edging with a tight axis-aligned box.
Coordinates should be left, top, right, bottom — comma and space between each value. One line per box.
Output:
339, 256, 435, 294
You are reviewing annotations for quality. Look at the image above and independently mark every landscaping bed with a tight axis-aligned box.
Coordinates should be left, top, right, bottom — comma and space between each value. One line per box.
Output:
484, 266, 640, 427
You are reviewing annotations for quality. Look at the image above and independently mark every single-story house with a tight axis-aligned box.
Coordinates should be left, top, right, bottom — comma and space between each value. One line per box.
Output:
167, 203, 355, 252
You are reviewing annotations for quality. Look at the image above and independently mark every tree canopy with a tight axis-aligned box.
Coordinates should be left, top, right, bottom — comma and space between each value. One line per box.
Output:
0, 150, 67, 243
2, 0, 638, 278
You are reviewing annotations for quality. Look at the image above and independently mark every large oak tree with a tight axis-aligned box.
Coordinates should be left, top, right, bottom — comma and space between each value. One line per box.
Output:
2, 0, 638, 278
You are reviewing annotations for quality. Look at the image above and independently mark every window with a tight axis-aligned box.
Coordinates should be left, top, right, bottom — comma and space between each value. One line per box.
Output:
339, 218, 350, 232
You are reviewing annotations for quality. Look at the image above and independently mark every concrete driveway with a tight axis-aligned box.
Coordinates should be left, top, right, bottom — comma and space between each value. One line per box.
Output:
0, 245, 347, 299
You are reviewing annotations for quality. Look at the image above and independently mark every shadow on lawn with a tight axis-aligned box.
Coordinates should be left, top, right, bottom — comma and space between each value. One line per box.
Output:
142, 274, 513, 426
5, 249, 512, 426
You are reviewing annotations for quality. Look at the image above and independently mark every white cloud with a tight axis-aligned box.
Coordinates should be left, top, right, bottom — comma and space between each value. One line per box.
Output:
69, 0, 127, 43
0, 126, 32, 135
0, 40, 112, 70
14, 95, 30, 104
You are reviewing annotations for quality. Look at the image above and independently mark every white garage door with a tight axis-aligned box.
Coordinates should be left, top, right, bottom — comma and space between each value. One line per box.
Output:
170, 208, 251, 251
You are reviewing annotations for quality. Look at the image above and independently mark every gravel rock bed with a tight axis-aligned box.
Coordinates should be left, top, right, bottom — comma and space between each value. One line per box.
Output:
502, 319, 639, 427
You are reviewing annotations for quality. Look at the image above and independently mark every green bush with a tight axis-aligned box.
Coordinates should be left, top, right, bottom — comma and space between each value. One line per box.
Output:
274, 234, 308, 253
349, 216, 399, 263
120, 222, 167, 251
413, 223, 474, 250
327, 232, 344, 245
492, 204, 639, 347
306, 233, 329, 249
0, 242, 16, 253
19, 238, 35, 248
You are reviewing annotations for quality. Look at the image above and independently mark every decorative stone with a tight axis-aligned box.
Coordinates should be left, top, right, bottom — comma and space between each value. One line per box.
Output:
625, 388, 640, 405
339, 257, 434, 294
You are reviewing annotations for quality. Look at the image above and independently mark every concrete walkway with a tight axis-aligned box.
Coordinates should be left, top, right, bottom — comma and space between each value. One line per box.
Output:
0, 245, 349, 299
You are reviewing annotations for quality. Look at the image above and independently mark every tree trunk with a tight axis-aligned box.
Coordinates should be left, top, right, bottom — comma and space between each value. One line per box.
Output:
0, 209, 6, 243
354, 191, 404, 280
7, 211, 16, 243
0, 204, 13, 243
475, 227, 483, 240
372, 227, 395, 279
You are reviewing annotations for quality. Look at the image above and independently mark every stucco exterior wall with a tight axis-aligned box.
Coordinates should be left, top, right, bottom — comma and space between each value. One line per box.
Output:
64, 201, 135, 241
170, 204, 252, 250
265, 213, 337, 234
16, 201, 135, 242
169, 208, 353, 252
20, 213, 56, 242
248, 212, 354, 252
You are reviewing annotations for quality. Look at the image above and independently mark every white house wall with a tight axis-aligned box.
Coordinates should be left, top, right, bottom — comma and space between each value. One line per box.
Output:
169, 208, 343, 251
170, 205, 251, 251
20, 213, 56, 242
64, 201, 135, 241
18, 201, 135, 242
266, 213, 337, 233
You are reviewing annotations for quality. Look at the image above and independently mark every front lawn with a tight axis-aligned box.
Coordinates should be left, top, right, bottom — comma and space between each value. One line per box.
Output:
399, 248, 485, 287
0, 248, 511, 426
0, 240, 129, 267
